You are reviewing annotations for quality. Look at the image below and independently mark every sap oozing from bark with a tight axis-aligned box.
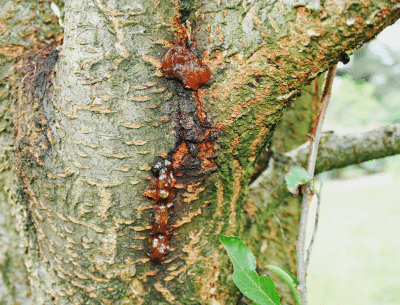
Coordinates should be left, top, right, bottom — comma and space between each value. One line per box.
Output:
162, 40, 211, 91
143, 39, 215, 263
143, 159, 176, 263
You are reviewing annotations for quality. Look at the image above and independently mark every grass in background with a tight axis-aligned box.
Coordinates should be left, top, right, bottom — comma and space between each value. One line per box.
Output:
306, 173, 400, 304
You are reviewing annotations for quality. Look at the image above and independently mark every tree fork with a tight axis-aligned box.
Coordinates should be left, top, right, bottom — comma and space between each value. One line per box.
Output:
1, 0, 400, 304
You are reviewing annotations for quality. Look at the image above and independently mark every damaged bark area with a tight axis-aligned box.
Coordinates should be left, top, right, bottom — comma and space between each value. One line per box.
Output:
143, 159, 176, 263
13, 43, 60, 188
162, 40, 211, 91
143, 38, 218, 263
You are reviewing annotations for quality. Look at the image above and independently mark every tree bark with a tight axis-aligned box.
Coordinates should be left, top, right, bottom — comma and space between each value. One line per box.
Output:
1, 0, 400, 304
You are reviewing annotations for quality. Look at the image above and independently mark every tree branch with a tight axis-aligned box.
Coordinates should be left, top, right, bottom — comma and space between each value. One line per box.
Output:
288, 123, 400, 175
252, 123, 400, 184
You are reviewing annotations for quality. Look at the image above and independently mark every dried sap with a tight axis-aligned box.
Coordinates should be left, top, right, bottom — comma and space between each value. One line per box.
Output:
162, 41, 211, 91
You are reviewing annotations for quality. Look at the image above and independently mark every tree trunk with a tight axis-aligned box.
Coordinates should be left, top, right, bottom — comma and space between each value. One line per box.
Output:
1, 0, 399, 304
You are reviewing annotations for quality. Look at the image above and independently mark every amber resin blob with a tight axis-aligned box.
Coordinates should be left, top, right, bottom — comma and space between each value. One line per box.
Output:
143, 159, 176, 263
161, 40, 211, 90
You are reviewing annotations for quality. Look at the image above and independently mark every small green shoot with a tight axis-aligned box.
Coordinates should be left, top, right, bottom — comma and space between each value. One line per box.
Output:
220, 235, 280, 305
285, 166, 313, 195
265, 265, 302, 305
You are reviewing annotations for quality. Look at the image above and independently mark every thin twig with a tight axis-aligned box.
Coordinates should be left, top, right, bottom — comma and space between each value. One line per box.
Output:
296, 64, 337, 305
305, 182, 323, 270
307, 65, 337, 175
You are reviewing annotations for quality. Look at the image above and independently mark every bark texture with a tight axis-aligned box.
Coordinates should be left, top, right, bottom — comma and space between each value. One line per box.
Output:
0, 1, 62, 304
1, 0, 400, 304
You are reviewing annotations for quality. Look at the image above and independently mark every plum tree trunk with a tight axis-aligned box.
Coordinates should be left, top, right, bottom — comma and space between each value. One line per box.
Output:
1, 0, 399, 304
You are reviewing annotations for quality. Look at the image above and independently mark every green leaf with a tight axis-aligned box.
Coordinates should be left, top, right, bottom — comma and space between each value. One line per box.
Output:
285, 166, 313, 194
265, 265, 302, 305
220, 235, 280, 305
